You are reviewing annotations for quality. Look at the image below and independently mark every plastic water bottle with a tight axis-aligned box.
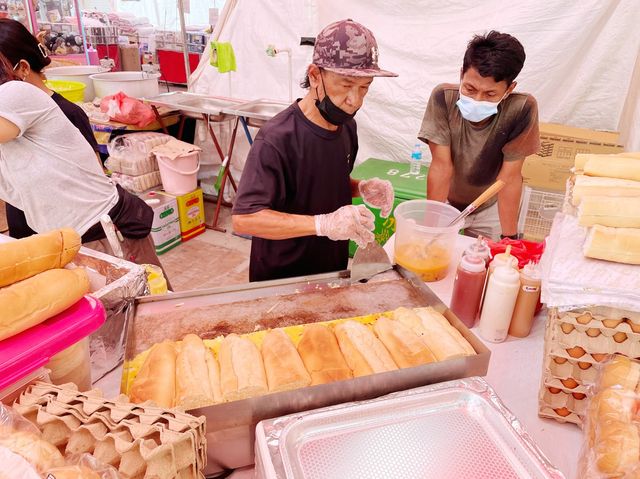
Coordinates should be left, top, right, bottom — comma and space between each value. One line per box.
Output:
410, 143, 422, 175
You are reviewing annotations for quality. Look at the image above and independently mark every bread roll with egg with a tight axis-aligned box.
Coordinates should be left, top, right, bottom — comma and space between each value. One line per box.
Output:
219, 333, 268, 401
129, 340, 177, 408
176, 334, 223, 409
373, 316, 436, 368
334, 320, 398, 377
297, 324, 353, 385
261, 329, 311, 392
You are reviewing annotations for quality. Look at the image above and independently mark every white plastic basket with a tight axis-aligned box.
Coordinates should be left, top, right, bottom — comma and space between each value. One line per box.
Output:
519, 186, 565, 242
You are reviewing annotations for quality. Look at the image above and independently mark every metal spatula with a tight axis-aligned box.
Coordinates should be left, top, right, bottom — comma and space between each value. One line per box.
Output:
351, 240, 393, 283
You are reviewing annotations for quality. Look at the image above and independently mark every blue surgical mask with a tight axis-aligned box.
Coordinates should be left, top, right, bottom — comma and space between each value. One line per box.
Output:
456, 91, 505, 122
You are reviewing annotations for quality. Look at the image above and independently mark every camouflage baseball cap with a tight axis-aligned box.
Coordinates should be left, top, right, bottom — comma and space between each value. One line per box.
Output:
313, 19, 398, 77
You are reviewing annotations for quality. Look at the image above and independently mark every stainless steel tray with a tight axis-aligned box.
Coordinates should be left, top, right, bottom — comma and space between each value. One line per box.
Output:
125, 267, 491, 475
143, 91, 244, 120
255, 377, 564, 479
226, 98, 289, 127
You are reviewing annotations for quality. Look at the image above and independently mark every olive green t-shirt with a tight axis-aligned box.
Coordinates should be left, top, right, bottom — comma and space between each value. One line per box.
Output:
418, 83, 540, 211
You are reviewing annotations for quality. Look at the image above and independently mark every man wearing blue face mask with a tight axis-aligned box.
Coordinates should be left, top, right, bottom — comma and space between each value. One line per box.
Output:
233, 19, 398, 281
418, 31, 540, 240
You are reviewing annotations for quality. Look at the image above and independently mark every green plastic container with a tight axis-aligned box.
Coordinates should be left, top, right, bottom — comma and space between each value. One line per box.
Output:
350, 158, 428, 256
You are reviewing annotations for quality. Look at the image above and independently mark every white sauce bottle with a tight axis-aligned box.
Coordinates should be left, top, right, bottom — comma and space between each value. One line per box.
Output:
478, 265, 521, 343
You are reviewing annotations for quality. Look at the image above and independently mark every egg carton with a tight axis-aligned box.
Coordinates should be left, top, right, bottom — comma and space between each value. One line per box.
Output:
555, 306, 640, 325
538, 402, 583, 426
111, 171, 162, 194
546, 312, 640, 359
543, 373, 590, 396
15, 383, 207, 478
540, 378, 589, 413
545, 354, 600, 385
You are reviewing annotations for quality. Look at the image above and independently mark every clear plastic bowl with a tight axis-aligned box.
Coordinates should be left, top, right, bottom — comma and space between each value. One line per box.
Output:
394, 200, 463, 282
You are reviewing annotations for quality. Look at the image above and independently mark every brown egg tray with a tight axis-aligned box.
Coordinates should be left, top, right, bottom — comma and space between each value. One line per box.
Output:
14, 382, 206, 479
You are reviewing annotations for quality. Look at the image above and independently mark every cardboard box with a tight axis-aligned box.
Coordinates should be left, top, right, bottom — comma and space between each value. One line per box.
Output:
522, 122, 624, 191
159, 188, 205, 241
140, 191, 181, 255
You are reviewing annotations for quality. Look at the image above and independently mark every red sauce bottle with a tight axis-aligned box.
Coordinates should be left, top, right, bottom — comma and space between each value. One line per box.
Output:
450, 254, 487, 328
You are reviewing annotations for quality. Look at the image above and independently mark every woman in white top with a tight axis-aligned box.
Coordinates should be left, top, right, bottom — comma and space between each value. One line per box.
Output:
0, 53, 170, 283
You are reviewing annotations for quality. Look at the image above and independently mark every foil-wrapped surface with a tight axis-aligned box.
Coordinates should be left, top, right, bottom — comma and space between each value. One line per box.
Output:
256, 377, 565, 479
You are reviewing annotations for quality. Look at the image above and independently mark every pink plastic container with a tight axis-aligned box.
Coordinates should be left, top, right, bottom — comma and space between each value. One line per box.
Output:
157, 151, 200, 195
0, 296, 106, 392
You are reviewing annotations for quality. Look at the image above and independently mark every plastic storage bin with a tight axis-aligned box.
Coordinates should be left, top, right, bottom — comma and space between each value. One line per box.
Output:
0, 296, 106, 396
394, 199, 462, 282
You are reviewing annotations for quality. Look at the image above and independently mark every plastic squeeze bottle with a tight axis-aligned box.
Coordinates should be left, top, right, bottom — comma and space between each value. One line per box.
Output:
488, 245, 519, 276
464, 236, 491, 266
478, 265, 521, 343
508, 262, 542, 338
450, 254, 487, 328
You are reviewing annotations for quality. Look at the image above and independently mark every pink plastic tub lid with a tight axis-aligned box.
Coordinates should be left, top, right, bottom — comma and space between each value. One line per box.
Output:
0, 295, 105, 390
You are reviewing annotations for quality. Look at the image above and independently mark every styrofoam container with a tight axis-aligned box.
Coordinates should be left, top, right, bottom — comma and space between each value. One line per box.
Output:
90, 71, 161, 99
46, 65, 109, 101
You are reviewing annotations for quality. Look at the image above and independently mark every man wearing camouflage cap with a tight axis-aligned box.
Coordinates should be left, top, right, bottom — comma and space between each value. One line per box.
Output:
233, 19, 398, 282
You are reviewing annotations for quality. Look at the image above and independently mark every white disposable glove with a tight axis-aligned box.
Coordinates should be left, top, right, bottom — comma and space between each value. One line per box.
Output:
358, 177, 394, 218
315, 204, 375, 248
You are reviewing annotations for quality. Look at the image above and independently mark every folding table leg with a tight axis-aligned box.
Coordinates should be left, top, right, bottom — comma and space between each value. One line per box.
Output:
207, 116, 241, 232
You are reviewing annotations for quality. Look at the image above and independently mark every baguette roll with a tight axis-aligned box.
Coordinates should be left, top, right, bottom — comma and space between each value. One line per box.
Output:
373, 316, 436, 368
219, 333, 268, 401
297, 324, 353, 385
129, 340, 177, 408
0, 228, 81, 288
176, 334, 223, 409
392, 307, 472, 360
595, 421, 640, 475
261, 329, 311, 392
0, 267, 90, 341
600, 355, 640, 391
587, 388, 636, 447
334, 320, 397, 377
0, 431, 64, 475
414, 307, 476, 355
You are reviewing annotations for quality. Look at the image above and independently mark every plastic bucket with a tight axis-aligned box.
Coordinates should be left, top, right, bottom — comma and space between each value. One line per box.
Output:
89, 71, 161, 99
44, 79, 86, 103
394, 200, 463, 282
157, 151, 200, 195
45, 65, 110, 101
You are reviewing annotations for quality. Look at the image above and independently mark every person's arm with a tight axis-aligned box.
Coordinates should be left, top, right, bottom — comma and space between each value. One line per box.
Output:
232, 209, 316, 240
0, 116, 19, 144
496, 158, 524, 237
426, 143, 453, 202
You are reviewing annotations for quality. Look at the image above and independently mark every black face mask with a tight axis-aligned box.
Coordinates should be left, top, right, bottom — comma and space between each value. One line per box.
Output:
315, 73, 358, 126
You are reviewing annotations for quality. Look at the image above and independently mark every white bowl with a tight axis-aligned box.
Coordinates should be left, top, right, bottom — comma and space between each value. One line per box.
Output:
89, 71, 161, 99
45, 65, 110, 101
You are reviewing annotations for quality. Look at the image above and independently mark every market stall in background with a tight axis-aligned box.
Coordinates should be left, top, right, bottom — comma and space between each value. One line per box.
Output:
1, 1, 640, 479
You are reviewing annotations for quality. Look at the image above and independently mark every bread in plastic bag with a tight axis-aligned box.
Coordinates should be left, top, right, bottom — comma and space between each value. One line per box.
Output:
46, 453, 120, 479
578, 354, 640, 478
0, 403, 65, 474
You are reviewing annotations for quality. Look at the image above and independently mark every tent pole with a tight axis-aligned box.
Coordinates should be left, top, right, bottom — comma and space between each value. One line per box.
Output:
177, 0, 191, 84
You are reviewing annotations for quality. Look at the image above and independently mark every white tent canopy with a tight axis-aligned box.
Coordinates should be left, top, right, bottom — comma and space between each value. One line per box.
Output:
190, 0, 640, 168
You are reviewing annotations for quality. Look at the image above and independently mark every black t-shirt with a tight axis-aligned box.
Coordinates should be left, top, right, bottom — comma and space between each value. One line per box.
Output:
233, 101, 357, 282
51, 92, 100, 152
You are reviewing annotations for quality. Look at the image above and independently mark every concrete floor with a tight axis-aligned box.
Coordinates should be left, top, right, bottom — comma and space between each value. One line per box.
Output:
159, 200, 251, 291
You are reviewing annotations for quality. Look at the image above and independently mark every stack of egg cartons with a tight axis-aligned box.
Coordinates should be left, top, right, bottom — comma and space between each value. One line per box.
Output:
538, 152, 640, 426
14, 382, 206, 479
107, 133, 172, 194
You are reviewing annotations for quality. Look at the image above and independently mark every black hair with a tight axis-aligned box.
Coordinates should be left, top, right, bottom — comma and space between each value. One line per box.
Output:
0, 51, 19, 85
0, 18, 51, 72
462, 30, 525, 85
300, 73, 310, 89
